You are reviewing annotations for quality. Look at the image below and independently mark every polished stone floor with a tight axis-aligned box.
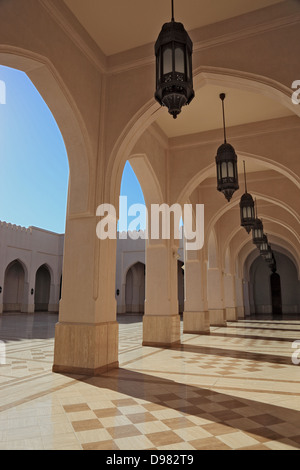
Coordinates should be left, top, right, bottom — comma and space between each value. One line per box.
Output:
0, 312, 300, 450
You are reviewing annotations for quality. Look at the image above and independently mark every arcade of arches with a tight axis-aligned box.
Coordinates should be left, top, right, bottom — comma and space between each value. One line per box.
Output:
0, 1, 299, 380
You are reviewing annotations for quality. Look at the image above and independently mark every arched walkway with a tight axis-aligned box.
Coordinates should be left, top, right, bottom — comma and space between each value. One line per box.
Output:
125, 262, 145, 314
34, 265, 51, 312
249, 251, 300, 317
3, 260, 26, 312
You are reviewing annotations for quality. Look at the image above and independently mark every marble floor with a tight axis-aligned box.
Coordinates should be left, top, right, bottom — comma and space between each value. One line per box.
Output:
0, 312, 300, 450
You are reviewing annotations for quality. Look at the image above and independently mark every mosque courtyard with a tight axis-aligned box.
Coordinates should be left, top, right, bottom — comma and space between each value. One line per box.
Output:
0, 312, 299, 450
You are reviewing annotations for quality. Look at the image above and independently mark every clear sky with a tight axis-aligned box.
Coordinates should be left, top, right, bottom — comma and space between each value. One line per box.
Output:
0, 65, 145, 234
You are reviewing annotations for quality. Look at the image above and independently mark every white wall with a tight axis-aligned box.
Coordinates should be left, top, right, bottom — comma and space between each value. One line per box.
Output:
0, 222, 64, 313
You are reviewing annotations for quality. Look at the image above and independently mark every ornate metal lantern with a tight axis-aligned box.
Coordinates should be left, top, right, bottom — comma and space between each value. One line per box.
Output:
269, 256, 277, 273
216, 93, 239, 202
240, 161, 255, 233
265, 250, 273, 264
260, 234, 271, 258
155, 0, 195, 119
252, 200, 264, 246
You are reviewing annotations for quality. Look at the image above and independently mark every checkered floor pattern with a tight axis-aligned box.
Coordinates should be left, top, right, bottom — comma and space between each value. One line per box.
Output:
63, 374, 300, 450
0, 313, 300, 450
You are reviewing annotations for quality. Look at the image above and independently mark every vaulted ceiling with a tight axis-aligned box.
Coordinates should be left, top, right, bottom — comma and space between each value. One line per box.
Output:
63, 0, 284, 56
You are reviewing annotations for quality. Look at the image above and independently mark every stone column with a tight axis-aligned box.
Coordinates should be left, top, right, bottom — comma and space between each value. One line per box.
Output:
236, 276, 246, 318
143, 237, 180, 347
224, 273, 238, 321
183, 249, 209, 334
53, 215, 119, 376
48, 282, 60, 312
243, 279, 251, 317
207, 268, 227, 327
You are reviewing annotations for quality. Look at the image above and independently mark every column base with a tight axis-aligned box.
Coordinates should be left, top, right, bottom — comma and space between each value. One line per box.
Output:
209, 309, 227, 327
142, 315, 180, 347
237, 306, 245, 319
183, 311, 210, 334
225, 307, 238, 322
52, 321, 119, 376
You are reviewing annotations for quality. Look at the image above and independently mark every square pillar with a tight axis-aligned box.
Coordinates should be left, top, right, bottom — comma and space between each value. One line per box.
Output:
143, 238, 181, 347
224, 273, 238, 321
207, 268, 226, 327
53, 216, 119, 376
183, 250, 210, 334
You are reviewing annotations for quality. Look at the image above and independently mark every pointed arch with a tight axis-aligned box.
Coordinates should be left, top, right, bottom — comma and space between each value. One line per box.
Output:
0, 47, 93, 216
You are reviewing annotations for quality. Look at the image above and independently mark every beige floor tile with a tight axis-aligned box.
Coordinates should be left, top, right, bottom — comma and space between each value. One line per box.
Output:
1, 313, 300, 451
115, 435, 154, 450
218, 431, 260, 449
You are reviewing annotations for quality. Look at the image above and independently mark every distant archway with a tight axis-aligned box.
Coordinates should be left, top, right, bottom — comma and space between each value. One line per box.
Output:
3, 260, 26, 312
270, 272, 282, 315
125, 262, 145, 314
34, 265, 51, 312
249, 251, 300, 316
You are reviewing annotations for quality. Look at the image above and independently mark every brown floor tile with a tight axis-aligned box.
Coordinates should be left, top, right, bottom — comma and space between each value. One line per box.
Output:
128, 412, 157, 424
245, 427, 283, 441
251, 414, 284, 426
221, 400, 247, 409
72, 419, 103, 432
201, 422, 237, 436
143, 403, 166, 412
63, 403, 91, 413
162, 417, 195, 430
147, 430, 184, 447
107, 424, 142, 439
210, 410, 243, 422
82, 440, 119, 450
190, 437, 232, 450
239, 444, 271, 450
94, 408, 122, 418
111, 398, 138, 407
154, 393, 179, 402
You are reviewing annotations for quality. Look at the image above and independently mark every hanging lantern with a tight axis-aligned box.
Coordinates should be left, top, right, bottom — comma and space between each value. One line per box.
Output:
216, 93, 239, 202
252, 200, 264, 246
240, 161, 255, 233
265, 250, 273, 264
260, 234, 271, 258
155, 0, 195, 119
269, 256, 277, 273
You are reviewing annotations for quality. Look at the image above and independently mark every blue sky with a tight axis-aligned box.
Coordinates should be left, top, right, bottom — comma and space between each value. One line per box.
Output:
0, 65, 145, 234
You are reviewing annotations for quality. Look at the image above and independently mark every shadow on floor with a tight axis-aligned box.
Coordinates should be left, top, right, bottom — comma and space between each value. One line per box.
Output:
76, 367, 300, 449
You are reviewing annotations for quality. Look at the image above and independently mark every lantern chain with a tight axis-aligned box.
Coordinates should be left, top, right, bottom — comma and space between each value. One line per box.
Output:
220, 93, 227, 144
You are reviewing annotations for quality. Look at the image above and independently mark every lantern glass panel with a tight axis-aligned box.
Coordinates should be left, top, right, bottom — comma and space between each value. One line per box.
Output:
186, 49, 191, 79
228, 161, 234, 178
156, 54, 161, 86
217, 163, 221, 181
221, 162, 227, 178
175, 45, 185, 73
163, 45, 172, 75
